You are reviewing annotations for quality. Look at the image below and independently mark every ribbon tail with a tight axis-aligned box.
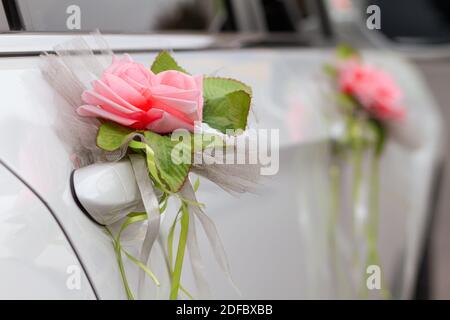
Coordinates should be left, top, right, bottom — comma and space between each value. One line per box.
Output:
180, 180, 242, 297
186, 208, 212, 299
129, 154, 161, 299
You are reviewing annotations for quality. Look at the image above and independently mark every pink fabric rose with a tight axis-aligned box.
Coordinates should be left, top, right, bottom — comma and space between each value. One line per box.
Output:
77, 54, 203, 133
338, 60, 405, 121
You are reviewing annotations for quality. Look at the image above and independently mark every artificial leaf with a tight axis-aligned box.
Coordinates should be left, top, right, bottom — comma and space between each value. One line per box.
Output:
336, 44, 359, 60
368, 119, 387, 156
337, 92, 358, 115
144, 131, 191, 192
203, 77, 252, 100
151, 51, 189, 74
323, 63, 338, 77
96, 121, 134, 151
202, 89, 251, 134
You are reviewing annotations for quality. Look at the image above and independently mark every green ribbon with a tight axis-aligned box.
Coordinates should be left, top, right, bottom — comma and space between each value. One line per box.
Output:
167, 208, 194, 300
110, 140, 202, 300
106, 212, 160, 300
169, 202, 190, 300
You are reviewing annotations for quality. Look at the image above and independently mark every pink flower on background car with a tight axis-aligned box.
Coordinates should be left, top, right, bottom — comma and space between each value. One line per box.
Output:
77, 54, 203, 133
338, 60, 406, 121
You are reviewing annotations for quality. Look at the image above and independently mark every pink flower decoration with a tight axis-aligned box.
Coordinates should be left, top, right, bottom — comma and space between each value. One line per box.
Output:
77, 54, 203, 133
338, 60, 406, 121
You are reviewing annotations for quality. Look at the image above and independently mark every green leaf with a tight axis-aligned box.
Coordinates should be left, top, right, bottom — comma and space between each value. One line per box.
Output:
368, 119, 387, 156
202, 77, 252, 133
96, 122, 191, 192
336, 92, 358, 115
144, 131, 191, 192
203, 77, 252, 100
96, 122, 134, 151
202, 89, 251, 134
336, 44, 359, 60
151, 51, 189, 74
323, 63, 338, 77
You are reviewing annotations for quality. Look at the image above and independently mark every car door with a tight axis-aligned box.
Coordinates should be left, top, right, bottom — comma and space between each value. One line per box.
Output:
0, 161, 96, 299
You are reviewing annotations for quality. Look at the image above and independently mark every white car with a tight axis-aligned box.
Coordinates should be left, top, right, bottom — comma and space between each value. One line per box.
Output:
0, 31, 443, 299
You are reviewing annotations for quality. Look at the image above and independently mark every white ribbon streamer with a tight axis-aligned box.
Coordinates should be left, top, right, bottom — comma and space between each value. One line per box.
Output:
186, 202, 212, 299
180, 180, 242, 297
129, 154, 161, 299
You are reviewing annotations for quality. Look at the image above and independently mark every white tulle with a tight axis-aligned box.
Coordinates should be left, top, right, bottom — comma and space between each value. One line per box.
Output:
41, 33, 113, 168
